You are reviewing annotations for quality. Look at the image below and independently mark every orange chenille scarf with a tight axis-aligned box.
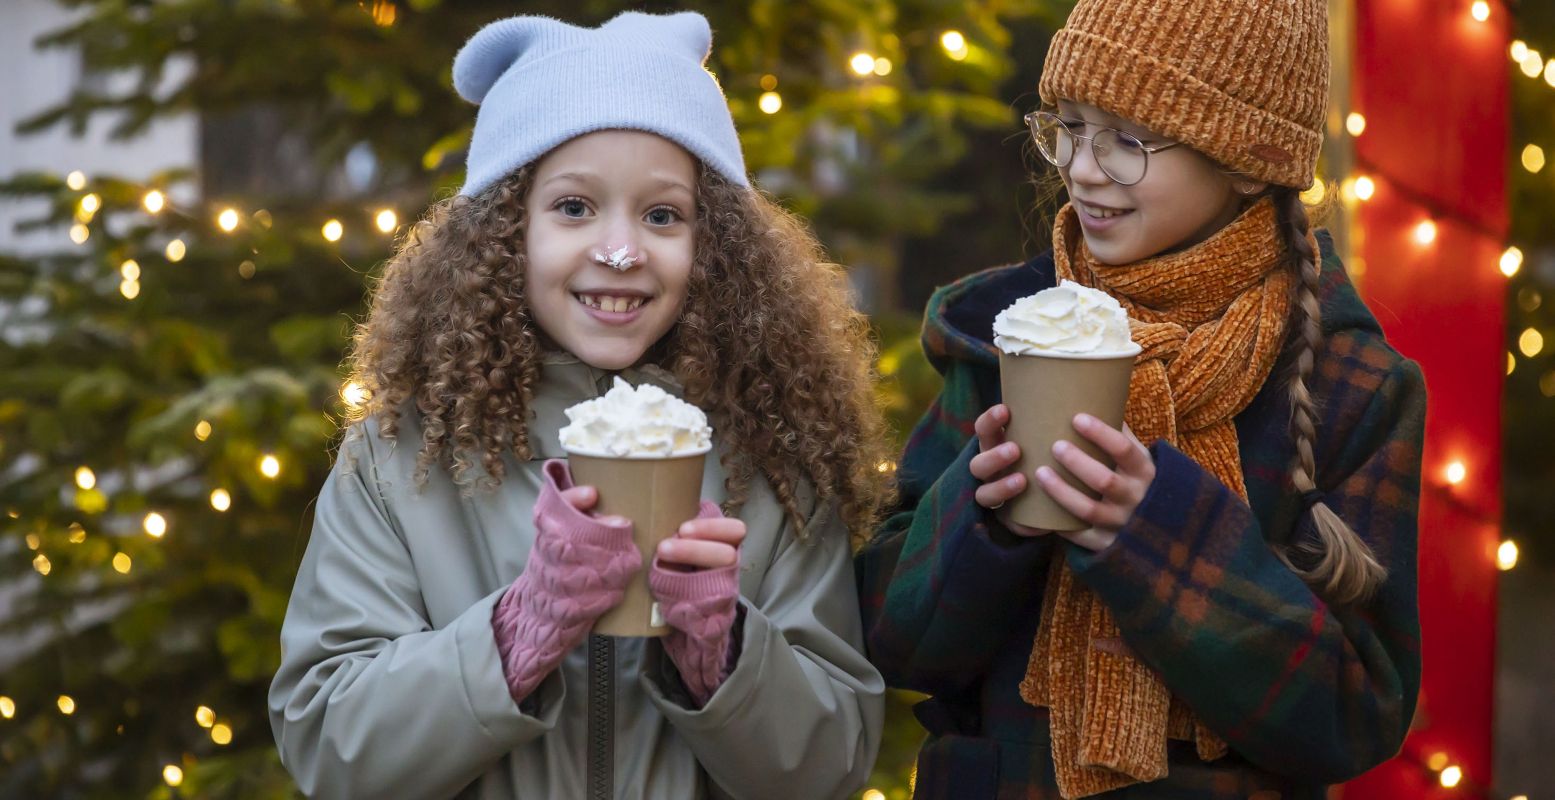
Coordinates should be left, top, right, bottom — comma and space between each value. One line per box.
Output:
1019, 197, 1306, 798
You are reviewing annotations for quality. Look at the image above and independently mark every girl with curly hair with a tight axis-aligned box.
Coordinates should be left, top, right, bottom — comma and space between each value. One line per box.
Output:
268, 12, 890, 800
859, 0, 1426, 797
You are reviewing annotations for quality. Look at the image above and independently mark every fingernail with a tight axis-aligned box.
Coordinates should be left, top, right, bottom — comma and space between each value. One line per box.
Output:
1036, 466, 1054, 482
1002, 443, 1017, 457
1074, 414, 1093, 428
1053, 440, 1070, 455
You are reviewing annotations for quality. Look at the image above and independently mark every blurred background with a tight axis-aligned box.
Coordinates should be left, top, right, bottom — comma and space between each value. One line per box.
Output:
0, 1, 1549, 798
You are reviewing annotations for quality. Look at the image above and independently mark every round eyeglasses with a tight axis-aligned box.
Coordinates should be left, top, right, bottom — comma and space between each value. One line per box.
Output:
1024, 110, 1183, 186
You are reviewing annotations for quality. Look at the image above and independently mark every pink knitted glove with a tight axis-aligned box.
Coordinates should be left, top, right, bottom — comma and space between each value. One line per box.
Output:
491, 459, 641, 705
648, 500, 742, 708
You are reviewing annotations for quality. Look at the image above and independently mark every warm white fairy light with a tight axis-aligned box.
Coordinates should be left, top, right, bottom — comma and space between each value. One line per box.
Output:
1520, 327, 1545, 358
1471, 1, 1490, 22
195, 419, 212, 441
1300, 180, 1327, 205
1354, 175, 1376, 201
211, 723, 233, 745
0, 696, 14, 719
25, 533, 39, 550
259, 454, 281, 479
33, 554, 52, 576
112, 552, 131, 574
1345, 112, 1367, 136
69, 224, 90, 245
165, 238, 187, 262
1498, 540, 1520, 571
1445, 461, 1467, 485
375, 209, 398, 233
341, 380, 369, 409
196, 705, 215, 728
75, 466, 96, 490
1508, 351, 1517, 376
1439, 765, 1463, 788
217, 207, 240, 232
119, 279, 140, 300
873, 57, 893, 76
210, 488, 232, 512
57, 695, 75, 715
1512, 40, 1529, 62
1521, 50, 1544, 78
65, 170, 86, 190
143, 511, 167, 538
143, 190, 166, 214
862, 790, 885, 800
120, 259, 141, 281
759, 91, 783, 114
1413, 219, 1438, 246
1501, 246, 1524, 277
1545, 60, 1555, 89
941, 30, 969, 60
849, 52, 876, 76
163, 765, 183, 787
322, 219, 344, 242
80, 193, 101, 214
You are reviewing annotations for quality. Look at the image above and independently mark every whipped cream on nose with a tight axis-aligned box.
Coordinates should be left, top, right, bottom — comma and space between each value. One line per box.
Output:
592, 245, 641, 271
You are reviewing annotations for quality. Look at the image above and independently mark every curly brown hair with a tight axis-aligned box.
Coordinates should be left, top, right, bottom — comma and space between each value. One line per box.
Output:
345, 162, 895, 542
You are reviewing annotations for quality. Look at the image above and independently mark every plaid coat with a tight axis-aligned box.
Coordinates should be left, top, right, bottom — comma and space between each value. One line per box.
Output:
856, 233, 1426, 800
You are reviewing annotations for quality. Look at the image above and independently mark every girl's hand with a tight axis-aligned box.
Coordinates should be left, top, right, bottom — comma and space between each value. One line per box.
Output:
1033, 414, 1155, 552
657, 508, 746, 571
969, 404, 1056, 538
556, 484, 629, 527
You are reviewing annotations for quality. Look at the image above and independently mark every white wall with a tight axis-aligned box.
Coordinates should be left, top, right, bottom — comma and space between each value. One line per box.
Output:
0, 0, 198, 255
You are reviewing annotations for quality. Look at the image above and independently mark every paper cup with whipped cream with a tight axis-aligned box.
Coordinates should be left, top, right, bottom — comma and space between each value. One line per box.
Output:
559, 377, 713, 637
994, 280, 1141, 532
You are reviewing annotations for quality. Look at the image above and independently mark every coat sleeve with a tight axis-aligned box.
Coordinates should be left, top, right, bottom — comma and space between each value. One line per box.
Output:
639, 499, 885, 800
268, 428, 562, 799
853, 360, 1055, 699
1066, 350, 1426, 783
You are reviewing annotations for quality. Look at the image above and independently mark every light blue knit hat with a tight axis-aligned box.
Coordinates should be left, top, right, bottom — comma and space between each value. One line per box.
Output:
452, 11, 749, 197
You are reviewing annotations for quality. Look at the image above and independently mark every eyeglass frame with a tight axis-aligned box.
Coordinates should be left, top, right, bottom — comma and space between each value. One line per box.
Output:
1023, 110, 1185, 186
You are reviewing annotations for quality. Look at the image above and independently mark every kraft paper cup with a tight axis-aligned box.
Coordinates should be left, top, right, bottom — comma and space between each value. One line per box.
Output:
565, 448, 709, 637
997, 345, 1139, 532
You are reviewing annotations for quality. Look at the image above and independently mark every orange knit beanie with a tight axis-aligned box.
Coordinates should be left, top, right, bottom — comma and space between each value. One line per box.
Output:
1038, 0, 1328, 189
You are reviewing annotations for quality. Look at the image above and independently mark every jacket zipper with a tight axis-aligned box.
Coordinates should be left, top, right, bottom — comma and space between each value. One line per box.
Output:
587, 634, 615, 800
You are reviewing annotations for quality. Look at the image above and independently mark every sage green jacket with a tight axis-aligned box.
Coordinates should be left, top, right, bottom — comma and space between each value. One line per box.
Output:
268, 355, 884, 799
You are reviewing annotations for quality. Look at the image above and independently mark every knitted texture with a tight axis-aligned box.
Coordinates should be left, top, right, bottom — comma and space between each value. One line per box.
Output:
451, 11, 748, 197
1038, 0, 1328, 189
491, 459, 642, 704
648, 500, 742, 707
1018, 198, 1304, 798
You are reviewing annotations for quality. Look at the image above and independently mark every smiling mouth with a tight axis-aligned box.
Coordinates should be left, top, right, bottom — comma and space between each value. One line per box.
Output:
1076, 201, 1133, 219
574, 292, 649, 313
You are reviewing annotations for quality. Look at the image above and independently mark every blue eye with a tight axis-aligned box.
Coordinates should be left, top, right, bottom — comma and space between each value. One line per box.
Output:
555, 198, 590, 218
645, 206, 682, 226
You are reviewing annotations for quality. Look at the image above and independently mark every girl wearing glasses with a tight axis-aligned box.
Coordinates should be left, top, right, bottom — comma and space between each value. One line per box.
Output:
858, 0, 1425, 798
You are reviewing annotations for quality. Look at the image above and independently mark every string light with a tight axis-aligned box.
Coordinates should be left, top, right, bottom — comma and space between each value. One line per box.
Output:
1498, 540, 1520, 571
75, 466, 96, 490
341, 381, 369, 409
119, 279, 140, 300
375, 209, 397, 233
1440, 765, 1464, 788
120, 259, 141, 281
1471, 1, 1490, 22
196, 706, 215, 728
1545, 60, 1555, 89
194, 420, 212, 441
33, 554, 52, 576
1346, 112, 1367, 136
65, 170, 86, 190
217, 207, 240, 232
1527, 144, 1550, 174
80, 193, 101, 215
1501, 246, 1523, 277
69, 224, 90, 245
68, 523, 85, 543
142, 190, 166, 214
873, 57, 893, 76
112, 552, 132, 574
1413, 219, 1438, 246
259, 454, 281, 479
25, 533, 39, 550
849, 52, 877, 76
165, 238, 187, 262
210, 488, 231, 512
1300, 180, 1328, 205
759, 91, 783, 114
1508, 351, 1517, 376
1354, 175, 1376, 201
1520, 50, 1544, 78
760, 74, 778, 91
0, 696, 14, 719
57, 695, 75, 715
211, 723, 233, 745
862, 790, 886, 800
322, 219, 344, 242
163, 765, 183, 787
1512, 40, 1529, 62
1519, 327, 1544, 357
143, 511, 167, 538
941, 30, 969, 60
1445, 461, 1467, 485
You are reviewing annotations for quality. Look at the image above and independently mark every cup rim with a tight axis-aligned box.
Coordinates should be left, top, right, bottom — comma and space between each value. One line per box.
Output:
998, 341, 1142, 360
